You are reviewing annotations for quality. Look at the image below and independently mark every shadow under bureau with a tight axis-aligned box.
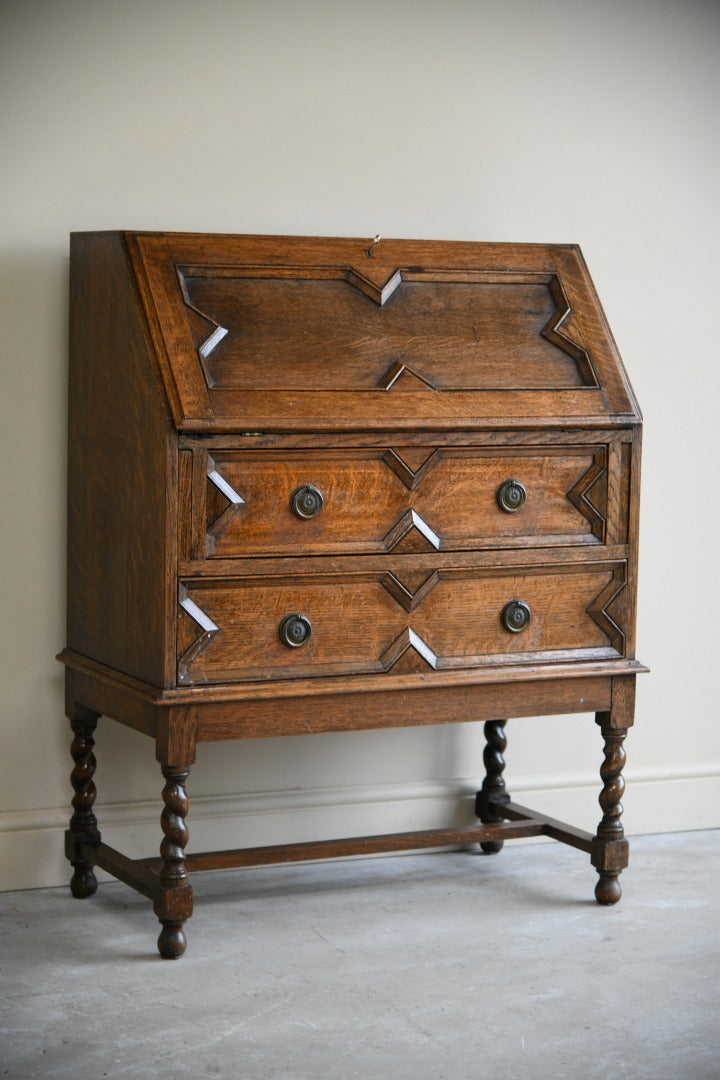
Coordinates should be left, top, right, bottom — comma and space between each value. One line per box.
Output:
58, 232, 646, 958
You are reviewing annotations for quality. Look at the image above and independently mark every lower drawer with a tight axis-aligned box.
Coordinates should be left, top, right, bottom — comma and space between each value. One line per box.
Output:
177, 563, 627, 685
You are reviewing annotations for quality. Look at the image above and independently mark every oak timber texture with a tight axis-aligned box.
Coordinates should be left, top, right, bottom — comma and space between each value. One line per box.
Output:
61, 231, 644, 958
67, 233, 177, 687
129, 234, 641, 431
177, 562, 626, 686
189, 445, 611, 558
180, 275, 590, 389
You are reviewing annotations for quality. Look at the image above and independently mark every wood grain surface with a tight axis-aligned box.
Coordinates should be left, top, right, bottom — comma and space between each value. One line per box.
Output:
61, 231, 645, 953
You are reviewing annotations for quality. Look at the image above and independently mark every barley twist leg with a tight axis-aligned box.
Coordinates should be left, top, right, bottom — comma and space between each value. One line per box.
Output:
475, 719, 510, 854
67, 707, 101, 898
592, 718, 629, 905
155, 764, 192, 959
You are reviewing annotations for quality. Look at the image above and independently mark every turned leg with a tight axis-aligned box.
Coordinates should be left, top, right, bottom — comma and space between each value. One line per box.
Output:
475, 719, 510, 854
155, 764, 193, 959
591, 714, 629, 905
66, 706, 101, 898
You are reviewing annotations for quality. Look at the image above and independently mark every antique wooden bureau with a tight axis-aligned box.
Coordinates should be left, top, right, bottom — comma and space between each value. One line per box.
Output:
59, 231, 645, 958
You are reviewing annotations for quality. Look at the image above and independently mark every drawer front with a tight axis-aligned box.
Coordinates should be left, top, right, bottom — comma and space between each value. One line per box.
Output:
189, 446, 612, 559
177, 563, 626, 685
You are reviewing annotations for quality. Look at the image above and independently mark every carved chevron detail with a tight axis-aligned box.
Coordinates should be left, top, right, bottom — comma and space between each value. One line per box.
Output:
543, 276, 597, 386
383, 510, 441, 553
379, 573, 441, 672
378, 361, 437, 391
176, 271, 229, 369
380, 448, 445, 550
567, 450, 607, 540
383, 448, 441, 490
381, 570, 440, 613
587, 567, 626, 654
205, 458, 246, 549
177, 589, 220, 685
345, 268, 403, 306
207, 467, 245, 507
380, 628, 438, 673
198, 324, 228, 359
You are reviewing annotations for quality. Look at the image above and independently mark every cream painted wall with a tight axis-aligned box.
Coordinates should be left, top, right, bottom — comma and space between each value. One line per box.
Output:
1, 0, 719, 891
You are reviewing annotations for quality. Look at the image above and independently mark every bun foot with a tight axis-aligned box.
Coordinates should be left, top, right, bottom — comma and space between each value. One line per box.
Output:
595, 871, 622, 905
70, 867, 97, 898
158, 921, 187, 959
480, 840, 504, 855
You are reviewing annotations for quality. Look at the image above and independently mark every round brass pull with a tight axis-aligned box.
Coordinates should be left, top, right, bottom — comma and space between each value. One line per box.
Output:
290, 484, 324, 520
497, 479, 526, 513
279, 613, 312, 648
501, 600, 531, 633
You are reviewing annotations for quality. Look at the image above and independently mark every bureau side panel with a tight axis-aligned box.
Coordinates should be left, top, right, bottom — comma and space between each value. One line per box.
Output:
67, 232, 177, 688
624, 425, 642, 659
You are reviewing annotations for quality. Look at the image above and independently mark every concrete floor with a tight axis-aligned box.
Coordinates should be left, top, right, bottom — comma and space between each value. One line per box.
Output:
1, 832, 718, 1080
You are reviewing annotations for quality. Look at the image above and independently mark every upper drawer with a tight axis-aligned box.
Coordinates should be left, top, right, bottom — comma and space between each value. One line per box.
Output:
180, 445, 626, 560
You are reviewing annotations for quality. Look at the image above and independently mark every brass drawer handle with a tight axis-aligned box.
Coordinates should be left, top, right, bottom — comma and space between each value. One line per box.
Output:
290, 484, 324, 519
279, 613, 312, 648
496, 479, 526, 513
501, 600, 531, 633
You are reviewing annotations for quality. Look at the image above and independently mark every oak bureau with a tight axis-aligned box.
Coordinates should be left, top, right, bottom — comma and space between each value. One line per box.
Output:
59, 232, 645, 958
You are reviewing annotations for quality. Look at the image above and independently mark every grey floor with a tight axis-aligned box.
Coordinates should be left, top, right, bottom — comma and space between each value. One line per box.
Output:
1, 832, 718, 1080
